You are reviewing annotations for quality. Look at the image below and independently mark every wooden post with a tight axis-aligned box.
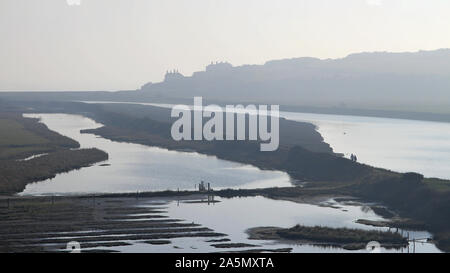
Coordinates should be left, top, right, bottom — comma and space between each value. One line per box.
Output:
7, 198, 10, 209
52, 195, 54, 205
407, 232, 410, 253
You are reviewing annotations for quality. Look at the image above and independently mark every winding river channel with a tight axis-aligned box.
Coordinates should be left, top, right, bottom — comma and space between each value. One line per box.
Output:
19, 111, 445, 253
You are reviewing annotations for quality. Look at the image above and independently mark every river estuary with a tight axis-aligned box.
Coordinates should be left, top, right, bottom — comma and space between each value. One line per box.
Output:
19, 112, 444, 253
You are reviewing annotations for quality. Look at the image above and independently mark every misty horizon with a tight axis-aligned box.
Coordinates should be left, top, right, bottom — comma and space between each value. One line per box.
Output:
0, 47, 449, 92
1, 0, 450, 91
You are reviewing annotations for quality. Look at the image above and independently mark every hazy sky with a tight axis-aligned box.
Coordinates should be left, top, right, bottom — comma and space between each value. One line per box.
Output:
1, 0, 449, 91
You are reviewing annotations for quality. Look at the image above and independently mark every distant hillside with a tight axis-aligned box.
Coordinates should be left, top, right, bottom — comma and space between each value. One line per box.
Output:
140, 49, 450, 110
1, 49, 450, 121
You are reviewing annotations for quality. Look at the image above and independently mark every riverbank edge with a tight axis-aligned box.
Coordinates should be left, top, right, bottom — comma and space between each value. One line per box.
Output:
246, 225, 408, 251
4, 105, 449, 252
0, 112, 110, 195
5, 187, 435, 252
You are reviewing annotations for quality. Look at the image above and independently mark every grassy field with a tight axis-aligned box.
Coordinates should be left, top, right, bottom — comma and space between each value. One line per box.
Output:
0, 112, 108, 194
0, 118, 48, 146
0, 113, 79, 160
0, 117, 51, 160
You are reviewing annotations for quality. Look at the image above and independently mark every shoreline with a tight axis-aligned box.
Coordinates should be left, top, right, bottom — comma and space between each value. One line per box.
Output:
246, 225, 408, 251
0, 112, 109, 195
0, 185, 442, 253
1, 103, 449, 252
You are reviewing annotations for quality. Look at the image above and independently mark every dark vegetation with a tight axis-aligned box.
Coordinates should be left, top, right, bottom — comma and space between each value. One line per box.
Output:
0, 111, 108, 194
368, 206, 395, 219
2, 99, 450, 251
0, 112, 79, 160
0, 149, 108, 194
210, 243, 259, 248
0, 196, 227, 253
355, 219, 427, 230
280, 225, 407, 246
248, 225, 407, 250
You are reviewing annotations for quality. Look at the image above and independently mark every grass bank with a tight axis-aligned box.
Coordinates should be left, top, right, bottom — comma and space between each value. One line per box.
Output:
0, 112, 108, 194
248, 225, 408, 250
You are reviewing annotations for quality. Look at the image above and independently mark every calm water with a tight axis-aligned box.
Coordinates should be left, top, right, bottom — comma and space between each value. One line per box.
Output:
94, 101, 450, 179
87, 196, 441, 253
18, 112, 443, 253
283, 111, 450, 179
20, 113, 291, 195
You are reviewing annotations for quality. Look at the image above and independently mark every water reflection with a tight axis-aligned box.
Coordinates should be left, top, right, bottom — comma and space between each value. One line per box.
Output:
93, 196, 441, 253
20, 114, 291, 195
283, 111, 450, 179
165, 196, 441, 253
97, 101, 449, 179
